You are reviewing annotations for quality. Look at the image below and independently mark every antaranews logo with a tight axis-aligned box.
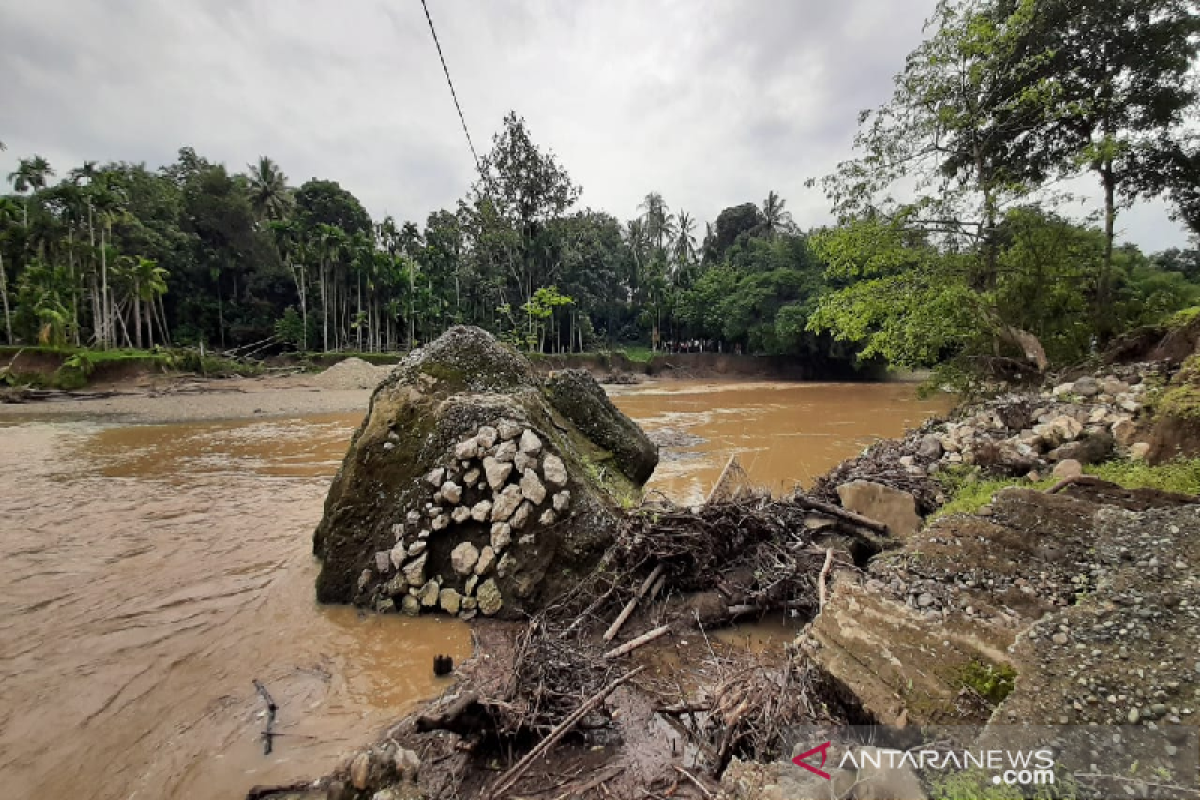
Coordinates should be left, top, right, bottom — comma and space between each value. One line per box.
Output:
791, 741, 833, 780
792, 741, 1056, 788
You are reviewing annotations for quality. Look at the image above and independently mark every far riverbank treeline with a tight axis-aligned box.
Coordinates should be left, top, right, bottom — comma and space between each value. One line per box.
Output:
2, 0, 1199, 386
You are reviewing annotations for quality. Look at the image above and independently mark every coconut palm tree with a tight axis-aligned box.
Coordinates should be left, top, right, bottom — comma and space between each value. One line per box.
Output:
639, 192, 672, 254
125, 255, 168, 348
7, 155, 54, 228
271, 219, 309, 350
0, 196, 20, 342
761, 190, 793, 239
246, 156, 292, 222
672, 210, 697, 274
315, 224, 349, 352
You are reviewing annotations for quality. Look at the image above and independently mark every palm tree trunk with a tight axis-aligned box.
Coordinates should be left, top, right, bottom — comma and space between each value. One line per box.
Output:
133, 279, 143, 349
357, 272, 363, 351
300, 263, 308, 352
321, 259, 329, 352
100, 223, 110, 348
156, 295, 171, 346
0, 251, 12, 344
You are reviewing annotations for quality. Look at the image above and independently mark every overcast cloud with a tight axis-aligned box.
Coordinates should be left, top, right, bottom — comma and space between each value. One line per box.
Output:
0, 0, 1191, 251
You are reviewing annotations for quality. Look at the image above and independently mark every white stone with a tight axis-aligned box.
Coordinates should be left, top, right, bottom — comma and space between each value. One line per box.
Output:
375, 550, 392, 572
464, 575, 478, 596
441, 481, 462, 504
497, 419, 523, 440
1052, 382, 1075, 397
463, 467, 481, 487
494, 440, 518, 463
542, 454, 568, 488
476, 425, 499, 449
476, 578, 503, 615
419, 579, 440, 606
474, 545, 497, 575
417, 529, 430, 540
483, 456, 514, 491
1130, 442, 1151, 460
510, 501, 533, 530
491, 522, 512, 549
439, 588, 462, 615
1052, 459, 1083, 480
451, 506, 471, 524
351, 752, 371, 791
432, 513, 449, 531
520, 469, 547, 505
389, 542, 407, 569
402, 553, 427, 585
514, 452, 536, 473
1112, 418, 1137, 446
451, 542, 480, 575
409, 540, 427, 557
836, 480, 922, 540
552, 490, 571, 513
454, 437, 480, 460
490, 485, 523, 522
406, 510, 422, 526
518, 533, 536, 545
1120, 399, 1141, 413
432, 490, 444, 505
518, 429, 543, 455
426, 467, 446, 487
471, 499, 493, 522
539, 509, 557, 526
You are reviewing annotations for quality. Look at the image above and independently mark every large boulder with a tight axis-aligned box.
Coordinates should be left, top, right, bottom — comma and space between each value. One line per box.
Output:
545, 368, 658, 484
312, 326, 658, 618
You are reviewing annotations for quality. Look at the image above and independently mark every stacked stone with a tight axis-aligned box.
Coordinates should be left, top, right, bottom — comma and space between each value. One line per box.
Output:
362, 419, 572, 620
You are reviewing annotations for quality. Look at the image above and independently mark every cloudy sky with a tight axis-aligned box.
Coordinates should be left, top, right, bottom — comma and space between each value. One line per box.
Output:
1, 0, 1191, 251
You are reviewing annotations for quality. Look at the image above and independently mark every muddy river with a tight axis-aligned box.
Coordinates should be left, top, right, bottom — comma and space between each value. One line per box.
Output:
0, 380, 949, 799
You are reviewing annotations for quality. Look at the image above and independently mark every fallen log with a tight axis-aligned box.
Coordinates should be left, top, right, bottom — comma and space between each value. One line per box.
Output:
252, 679, 277, 755
792, 495, 888, 533
485, 666, 646, 799
603, 564, 664, 642
603, 624, 671, 659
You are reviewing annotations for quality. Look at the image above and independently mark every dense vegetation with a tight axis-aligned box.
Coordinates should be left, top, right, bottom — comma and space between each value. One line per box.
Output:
2, 0, 1198, 382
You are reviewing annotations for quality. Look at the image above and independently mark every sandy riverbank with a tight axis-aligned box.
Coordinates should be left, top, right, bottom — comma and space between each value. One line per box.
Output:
0, 373, 381, 424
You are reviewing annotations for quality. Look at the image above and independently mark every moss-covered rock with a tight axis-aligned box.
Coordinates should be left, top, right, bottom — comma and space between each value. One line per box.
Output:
312, 326, 658, 618
545, 368, 659, 484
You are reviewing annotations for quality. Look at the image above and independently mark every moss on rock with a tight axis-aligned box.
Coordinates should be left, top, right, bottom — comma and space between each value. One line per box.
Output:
545, 368, 659, 484
312, 327, 658, 619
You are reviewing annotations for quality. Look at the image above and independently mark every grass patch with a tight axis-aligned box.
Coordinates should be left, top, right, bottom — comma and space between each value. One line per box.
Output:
931, 466, 1054, 521
613, 346, 655, 363
1165, 305, 1200, 330
1085, 458, 1200, 495
957, 660, 1017, 704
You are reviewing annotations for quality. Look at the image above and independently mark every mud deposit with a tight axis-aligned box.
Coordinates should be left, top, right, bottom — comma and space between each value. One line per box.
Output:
0, 381, 945, 799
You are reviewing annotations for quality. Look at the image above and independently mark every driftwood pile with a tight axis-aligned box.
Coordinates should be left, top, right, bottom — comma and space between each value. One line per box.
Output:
422, 488, 879, 797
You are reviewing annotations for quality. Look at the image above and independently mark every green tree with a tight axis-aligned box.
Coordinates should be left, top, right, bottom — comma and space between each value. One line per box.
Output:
1015, 0, 1200, 332
7, 155, 54, 228
761, 191, 793, 239
246, 156, 293, 222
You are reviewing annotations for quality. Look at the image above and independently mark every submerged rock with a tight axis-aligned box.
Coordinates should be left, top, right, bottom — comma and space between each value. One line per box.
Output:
312, 326, 656, 618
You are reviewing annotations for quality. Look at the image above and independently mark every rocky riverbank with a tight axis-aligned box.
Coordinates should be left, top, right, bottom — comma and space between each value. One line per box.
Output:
252, 331, 1200, 800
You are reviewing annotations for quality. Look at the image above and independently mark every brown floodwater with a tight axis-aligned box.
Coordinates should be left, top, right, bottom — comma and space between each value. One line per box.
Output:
0, 380, 949, 800
611, 380, 952, 504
